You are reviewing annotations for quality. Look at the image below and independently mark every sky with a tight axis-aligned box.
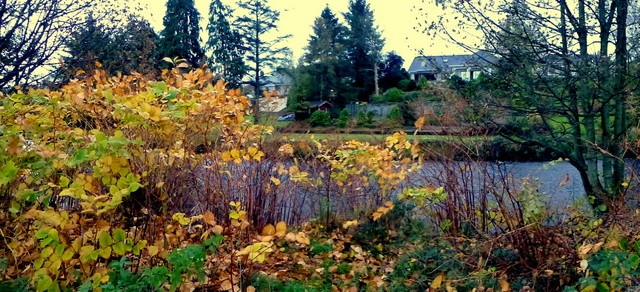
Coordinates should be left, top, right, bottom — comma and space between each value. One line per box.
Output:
138, 0, 471, 69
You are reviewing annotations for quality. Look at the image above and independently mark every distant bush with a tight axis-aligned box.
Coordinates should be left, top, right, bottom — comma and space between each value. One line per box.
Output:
370, 94, 385, 103
387, 106, 404, 124
397, 79, 417, 91
384, 88, 404, 102
309, 110, 332, 127
337, 108, 350, 128
357, 110, 375, 128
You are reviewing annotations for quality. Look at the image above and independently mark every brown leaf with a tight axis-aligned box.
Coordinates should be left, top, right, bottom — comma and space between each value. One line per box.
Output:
203, 211, 216, 226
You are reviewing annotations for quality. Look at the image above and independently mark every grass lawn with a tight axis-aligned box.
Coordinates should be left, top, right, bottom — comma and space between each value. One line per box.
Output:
270, 132, 493, 145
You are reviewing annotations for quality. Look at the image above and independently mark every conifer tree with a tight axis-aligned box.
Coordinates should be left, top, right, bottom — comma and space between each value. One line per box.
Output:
344, 0, 384, 102
60, 15, 115, 81
160, 0, 205, 67
303, 6, 350, 105
236, 0, 290, 123
206, 0, 246, 88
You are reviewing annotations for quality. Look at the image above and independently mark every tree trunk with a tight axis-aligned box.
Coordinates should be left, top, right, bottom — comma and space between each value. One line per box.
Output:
613, 0, 629, 196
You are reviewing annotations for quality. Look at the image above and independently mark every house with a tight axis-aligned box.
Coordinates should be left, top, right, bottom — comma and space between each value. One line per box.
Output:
259, 73, 293, 98
407, 51, 497, 82
242, 73, 293, 99
306, 101, 333, 114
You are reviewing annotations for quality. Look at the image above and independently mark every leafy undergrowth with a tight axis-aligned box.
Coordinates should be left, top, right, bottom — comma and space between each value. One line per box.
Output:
3, 67, 640, 291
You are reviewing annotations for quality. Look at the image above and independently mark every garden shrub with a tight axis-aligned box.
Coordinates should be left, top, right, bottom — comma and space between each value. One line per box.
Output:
383, 88, 404, 102
309, 110, 331, 127
356, 110, 375, 128
337, 108, 350, 128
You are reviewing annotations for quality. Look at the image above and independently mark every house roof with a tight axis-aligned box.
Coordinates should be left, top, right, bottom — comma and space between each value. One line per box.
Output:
407, 51, 497, 74
307, 101, 333, 108
261, 73, 293, 87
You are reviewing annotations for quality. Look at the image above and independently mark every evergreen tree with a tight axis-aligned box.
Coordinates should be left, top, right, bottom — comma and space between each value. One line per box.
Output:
344, 0, 384, 102
206, 0, 246, 88
378, 52, 409, 92
116, 16, 160, 77
160, 0, 205, 67
303, 6, 350, 106
236, 0, 290, 123
61, 15, 115, 81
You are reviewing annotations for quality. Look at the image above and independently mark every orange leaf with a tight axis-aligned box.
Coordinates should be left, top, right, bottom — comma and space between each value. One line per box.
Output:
499, 278, 510, 292
203, 211, 216, 226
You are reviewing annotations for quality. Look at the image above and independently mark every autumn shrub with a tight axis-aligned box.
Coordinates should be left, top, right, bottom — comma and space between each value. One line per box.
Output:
0, 65, 425, 291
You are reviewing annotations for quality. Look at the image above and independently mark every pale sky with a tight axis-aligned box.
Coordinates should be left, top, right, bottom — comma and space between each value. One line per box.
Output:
139, 0, 471, 69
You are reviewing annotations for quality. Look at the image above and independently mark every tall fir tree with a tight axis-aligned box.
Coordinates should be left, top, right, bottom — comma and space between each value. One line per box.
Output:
160, 0, 205, 67
116, 16, 160, 77
303, 6, 350, 106
236, 0, 290, 123
344, 0, 384, 102
60, 14, 115, 82
206, 0, 246, 88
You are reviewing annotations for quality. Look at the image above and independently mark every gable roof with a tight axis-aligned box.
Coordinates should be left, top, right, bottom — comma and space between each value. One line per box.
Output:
408, 51, 497, 74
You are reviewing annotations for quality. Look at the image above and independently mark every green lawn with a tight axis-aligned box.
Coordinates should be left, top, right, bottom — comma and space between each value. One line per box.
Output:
271, 132, 493, 144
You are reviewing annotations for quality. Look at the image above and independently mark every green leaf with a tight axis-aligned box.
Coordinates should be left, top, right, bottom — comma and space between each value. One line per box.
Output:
35, 229, 49, 239
99, 232, 113, 248
128, 182, 141, 193
0, 161, 18, 186
62, 249, 74, 261
113, 242, 128, 256
133, 240, 147, 256
59, 176, 70, 188
40, 237, 53, 248
113, 228, 126, 242
47, 229, 59, 243
36, 275, 53, 291
68, 149, 90, 166
41, 246, 54, 259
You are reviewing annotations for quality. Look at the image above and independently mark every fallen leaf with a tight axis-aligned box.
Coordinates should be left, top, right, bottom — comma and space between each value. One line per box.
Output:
203, 211, 216, 226
431, 272, 445, 289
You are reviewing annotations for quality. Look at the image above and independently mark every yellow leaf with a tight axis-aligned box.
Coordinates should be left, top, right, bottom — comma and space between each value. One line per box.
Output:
430, 272, 445, 289
221, 151, 232, 162
148, 246, 159, 257
172, 213, 190, 225
230, 149, 242, 163
342, 220, 359, 229
246, 286, 256, 292
270, 177, 281, 186
499, 279, 510, 292
295, 232, 310, 245
415, 117, 425, 129
212, 225, 224, 234
262, 224, 275, 236
275, 221, 287, 237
